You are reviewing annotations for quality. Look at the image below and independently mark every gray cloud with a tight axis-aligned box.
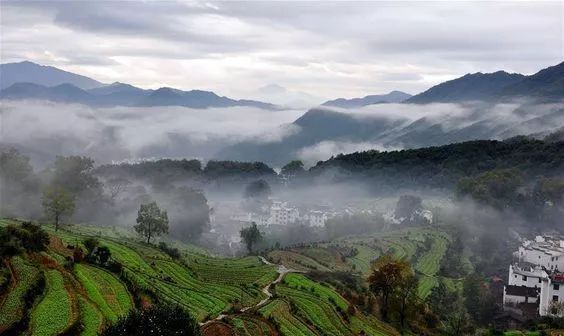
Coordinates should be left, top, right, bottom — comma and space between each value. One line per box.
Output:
1, 1, 562, 98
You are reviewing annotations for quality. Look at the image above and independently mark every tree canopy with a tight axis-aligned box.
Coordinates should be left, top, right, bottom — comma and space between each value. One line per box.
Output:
240, 222, 262, 254
135, 201, 169, 244
42, 186, 75, 231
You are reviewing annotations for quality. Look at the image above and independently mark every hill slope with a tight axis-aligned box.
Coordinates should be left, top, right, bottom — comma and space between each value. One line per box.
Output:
0, 61, 103, 90
322, 91, 412, 108
406, 71, 525, 103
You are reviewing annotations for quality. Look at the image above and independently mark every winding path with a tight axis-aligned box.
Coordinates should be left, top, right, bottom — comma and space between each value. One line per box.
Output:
200, 256, 301, 326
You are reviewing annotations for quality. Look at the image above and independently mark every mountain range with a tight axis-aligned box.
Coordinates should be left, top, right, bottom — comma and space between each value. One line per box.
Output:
2, 60, 563, 109
406, 61, 564, 103
1, 60, 563, 166
219, 61, 564, 165
0, 61, 102, 90
0, 61, 277, 109
322, 90, 412, 108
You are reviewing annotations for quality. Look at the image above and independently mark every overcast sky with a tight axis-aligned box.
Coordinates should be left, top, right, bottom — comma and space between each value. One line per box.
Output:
1, 1, 562, 99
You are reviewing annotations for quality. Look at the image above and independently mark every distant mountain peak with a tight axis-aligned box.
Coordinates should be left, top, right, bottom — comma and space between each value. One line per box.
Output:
0, 60, 104, 90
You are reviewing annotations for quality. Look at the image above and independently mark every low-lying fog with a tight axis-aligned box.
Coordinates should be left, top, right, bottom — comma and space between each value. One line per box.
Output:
1, 99, 562, 167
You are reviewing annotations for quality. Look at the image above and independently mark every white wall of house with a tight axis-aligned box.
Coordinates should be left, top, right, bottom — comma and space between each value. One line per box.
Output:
503, 292, 538, 305
508, 264, 546, 288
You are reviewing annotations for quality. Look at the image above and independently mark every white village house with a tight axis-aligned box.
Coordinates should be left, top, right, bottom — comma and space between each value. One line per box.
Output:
503, 235, 564, 317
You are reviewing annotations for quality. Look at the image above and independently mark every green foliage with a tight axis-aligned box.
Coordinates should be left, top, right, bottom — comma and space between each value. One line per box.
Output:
157, 242, 181, 259
83, 238, 100, 254
462, 273, 498, 325
42, 186, 75, 230
281, 160, 305, 176
167, 187, 210, 242
51, 156, 101, 196
100, 304, 201, 336
456, 169, 524, 209
0, 149, 40, 217
204, 160, 275, 178
368, 255, 412, 321
0, 222, 49, 260
134, 201, 169, 244
311, 139, 563, 189
240, 222, 262, 254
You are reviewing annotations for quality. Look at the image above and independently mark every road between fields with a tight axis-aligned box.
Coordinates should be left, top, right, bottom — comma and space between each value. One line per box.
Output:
200, 255, 301, 326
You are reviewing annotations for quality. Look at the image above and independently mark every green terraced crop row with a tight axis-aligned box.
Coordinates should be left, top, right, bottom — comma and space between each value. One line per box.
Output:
347, 244, 381, 275
75, 264, 133, 322
259, 299, 316, 336
283, 273, 348, 310
418, 275, 439, 299
278, 286, 350, 336
230, 316, 273, 336
30, 270, 73, 336
189, 258, 277, 286
415, 234, 448, 276
267, 250, 332, 272
0, 257, 41, 330
78, 296, 104, 336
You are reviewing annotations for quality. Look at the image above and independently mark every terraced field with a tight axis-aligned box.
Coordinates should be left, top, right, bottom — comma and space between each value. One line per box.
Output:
259, 299, 315, 335
271, 273, 399, 336
75, 264, 133, 322
274, 227, 456, 299
30, 269, 75, 336
0, 220, 405, 335
346, 244, 381, 274
0, 257, 41, 332
267, 250, 332, 272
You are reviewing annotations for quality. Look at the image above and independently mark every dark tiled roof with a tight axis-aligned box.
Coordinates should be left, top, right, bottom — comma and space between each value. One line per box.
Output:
505, 285, 540, 297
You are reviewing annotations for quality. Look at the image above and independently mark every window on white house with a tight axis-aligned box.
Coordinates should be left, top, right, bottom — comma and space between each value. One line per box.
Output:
555, 284, 560, 291
553, 295, 559, 302
523, 276, 527, 281
539, 278, 542, 283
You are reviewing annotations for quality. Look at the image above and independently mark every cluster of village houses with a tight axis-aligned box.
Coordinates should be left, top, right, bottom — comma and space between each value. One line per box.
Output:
503, 235, 564, 319
231, 201, 334, 227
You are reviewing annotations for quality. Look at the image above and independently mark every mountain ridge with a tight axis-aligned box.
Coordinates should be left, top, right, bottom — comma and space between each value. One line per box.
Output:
0, 61, 279, 109
322, 90, 412, 108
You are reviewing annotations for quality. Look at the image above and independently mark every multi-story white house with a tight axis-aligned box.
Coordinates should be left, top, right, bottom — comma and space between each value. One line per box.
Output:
303, 210, 328, 227
268, 201, 300, 226
504, 236, 564, 317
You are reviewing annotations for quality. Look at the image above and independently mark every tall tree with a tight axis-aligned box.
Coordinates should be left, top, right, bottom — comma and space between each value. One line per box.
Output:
394, 274, 419, 331
42, 186, 75, 231
135, 201, 169, 244
52, 156, 101, 195
240, 222, 262, 254
168, 187, 210, 242
0, 149, 40, 217
368, 254, 411, 321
